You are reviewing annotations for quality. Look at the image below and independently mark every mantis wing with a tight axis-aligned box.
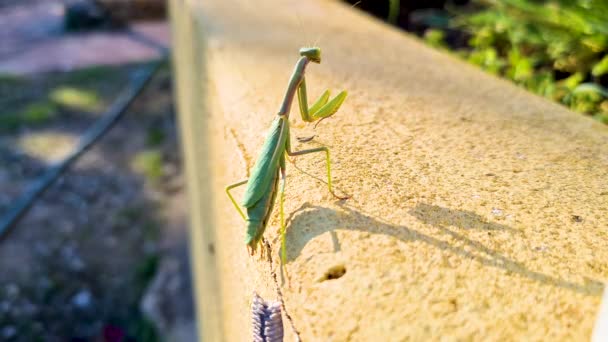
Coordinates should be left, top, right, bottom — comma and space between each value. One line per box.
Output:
242, 116, 288, 207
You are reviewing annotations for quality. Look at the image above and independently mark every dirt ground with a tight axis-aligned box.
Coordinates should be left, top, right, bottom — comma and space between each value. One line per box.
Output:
0, 1, 193, 341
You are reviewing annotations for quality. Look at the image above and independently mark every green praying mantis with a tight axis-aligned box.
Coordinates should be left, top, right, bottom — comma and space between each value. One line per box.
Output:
225, 47, 348, 265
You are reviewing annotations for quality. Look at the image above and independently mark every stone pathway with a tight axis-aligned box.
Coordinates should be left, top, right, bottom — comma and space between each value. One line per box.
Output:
0, 0, 170, 75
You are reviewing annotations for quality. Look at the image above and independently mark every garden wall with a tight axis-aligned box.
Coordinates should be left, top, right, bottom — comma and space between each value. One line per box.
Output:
169, 0, 608, 340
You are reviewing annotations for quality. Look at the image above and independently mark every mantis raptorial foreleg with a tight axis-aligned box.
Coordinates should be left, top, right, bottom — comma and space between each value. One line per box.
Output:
296, 78, 347, 143
297, 78, 347, 123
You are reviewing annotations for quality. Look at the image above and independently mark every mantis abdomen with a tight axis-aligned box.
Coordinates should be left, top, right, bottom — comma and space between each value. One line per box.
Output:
246, 168, 280, 250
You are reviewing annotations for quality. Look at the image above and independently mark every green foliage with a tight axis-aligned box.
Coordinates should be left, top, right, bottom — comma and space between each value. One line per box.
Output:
1, 65, 131, 134
126, 253, 160, 342
0, 73, 23, 86
448, 0, 608, 122
22, 102, 58, 124
127, 316, 159, 342
146, 127, 166, 147
132, 150, 164, 182
592, 55, 608, 77
64, 65, 127, 87
0, 101, 58, 133
423, 29, 448, 49
387, 0, 400, 24
467, 47, 505, 74
50, 86, 101, 111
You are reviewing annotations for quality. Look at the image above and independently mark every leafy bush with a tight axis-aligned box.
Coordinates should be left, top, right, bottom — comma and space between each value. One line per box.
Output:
442, 0, 608, 123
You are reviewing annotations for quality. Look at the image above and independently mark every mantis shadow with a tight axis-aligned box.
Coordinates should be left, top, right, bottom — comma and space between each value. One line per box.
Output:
284, 202, 604, 296
409, 203, 517, 232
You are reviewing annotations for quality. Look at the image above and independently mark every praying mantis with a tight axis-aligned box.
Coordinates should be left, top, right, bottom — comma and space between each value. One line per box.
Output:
225, 47, 348, 265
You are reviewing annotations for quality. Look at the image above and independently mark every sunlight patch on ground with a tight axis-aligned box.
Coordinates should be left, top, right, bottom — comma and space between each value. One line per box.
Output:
16, 131, 77, 163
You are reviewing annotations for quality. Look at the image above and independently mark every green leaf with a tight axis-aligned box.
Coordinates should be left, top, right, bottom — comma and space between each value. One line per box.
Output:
423, 29, 447, 48
560, 72, 584, 90
591, 55, 608, 77
387, 0, 400, 24
572, 83, 608, 97
22, 102, 58, 124
467, 48, 506, 74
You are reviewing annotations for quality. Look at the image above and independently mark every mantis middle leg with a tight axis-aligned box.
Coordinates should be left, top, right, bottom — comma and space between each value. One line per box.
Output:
286, 146, 349, 200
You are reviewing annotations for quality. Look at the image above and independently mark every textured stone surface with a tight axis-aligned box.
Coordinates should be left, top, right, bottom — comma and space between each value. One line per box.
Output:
170, 0, 608, 340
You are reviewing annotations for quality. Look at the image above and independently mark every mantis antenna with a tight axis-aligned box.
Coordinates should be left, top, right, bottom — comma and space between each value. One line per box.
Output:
312, 0, 363, 48
292, 0, 313, 49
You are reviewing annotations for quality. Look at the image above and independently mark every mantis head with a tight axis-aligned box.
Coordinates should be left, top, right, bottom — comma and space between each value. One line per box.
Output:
300, 47, 321, 63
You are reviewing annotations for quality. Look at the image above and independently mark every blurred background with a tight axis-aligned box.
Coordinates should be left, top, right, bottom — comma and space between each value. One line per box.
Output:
0, 0, 606, 341
0, 0, 193, 341
349, 0, 608, 124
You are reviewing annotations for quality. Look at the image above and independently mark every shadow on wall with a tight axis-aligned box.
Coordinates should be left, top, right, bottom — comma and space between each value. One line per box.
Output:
284, 202, 604, 296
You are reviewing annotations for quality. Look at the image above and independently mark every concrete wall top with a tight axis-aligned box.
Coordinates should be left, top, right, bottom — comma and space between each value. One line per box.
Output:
170, 0, 608, 340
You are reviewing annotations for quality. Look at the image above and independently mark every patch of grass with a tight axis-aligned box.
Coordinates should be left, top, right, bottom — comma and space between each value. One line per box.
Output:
135, 254, 160, 289
0, 101, 57, 133
0, 64, 139, 135
0, 114, 22, 133
128, 316, 159, 342
132, 150, 164, 182
22, 102, 58, 124
0, 73, 23, 86
423, 29, 448, 49
102, 252, 161, 342
116, 205, 146, 223
64, 65, 120, 84
146, 127, 166, 147
50, 86, 101, 111
129, 253, 160, 342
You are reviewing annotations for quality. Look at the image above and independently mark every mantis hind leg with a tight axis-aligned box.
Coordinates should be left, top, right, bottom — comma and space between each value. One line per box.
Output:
278, 167, 292, 286
279, 169, 287, 265
287, 146, 349, 200
225, 179, 248, 221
